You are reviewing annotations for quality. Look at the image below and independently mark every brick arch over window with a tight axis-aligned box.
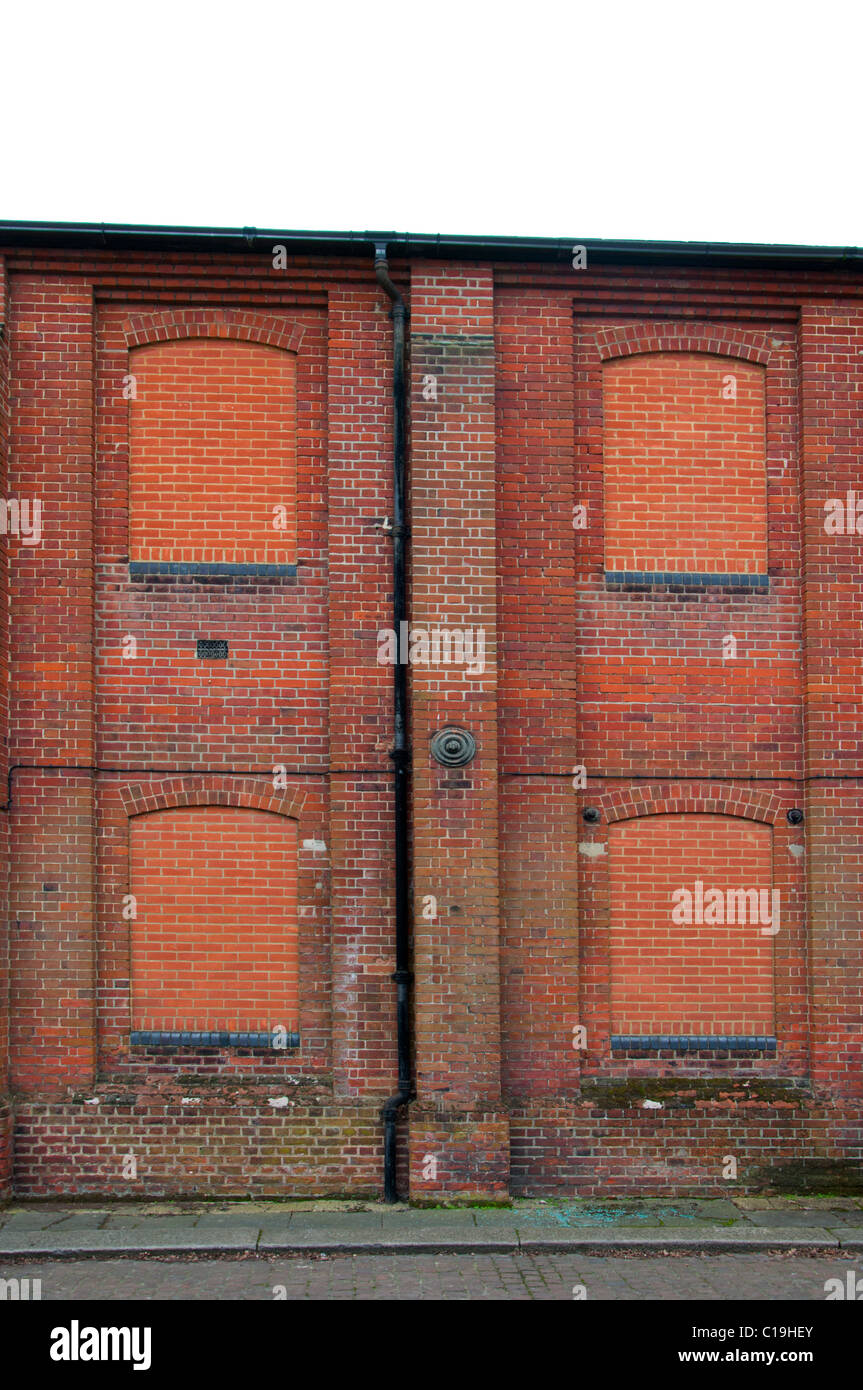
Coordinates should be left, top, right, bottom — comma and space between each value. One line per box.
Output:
608, 812, 776, 1038
596, 784, 783, 826
128, 801, 300, 1034
127, 317, 299, 567
595, 322, 772, 365
120, 777, 306, 821
123, 308, 305, 354
602, 349, 768, 576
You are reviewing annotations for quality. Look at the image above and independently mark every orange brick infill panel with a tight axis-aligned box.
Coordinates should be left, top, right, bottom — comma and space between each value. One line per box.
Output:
130, 805, 299, 1033
609, 814, 775, 1036
129, 337, 297, 565
603, 352, 767, 576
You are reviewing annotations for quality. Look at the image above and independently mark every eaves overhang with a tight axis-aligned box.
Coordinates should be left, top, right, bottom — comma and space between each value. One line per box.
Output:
0, 220, 860, 272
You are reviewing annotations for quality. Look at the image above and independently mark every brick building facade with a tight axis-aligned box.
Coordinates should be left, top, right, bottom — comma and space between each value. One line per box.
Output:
0, 223, 860, 1201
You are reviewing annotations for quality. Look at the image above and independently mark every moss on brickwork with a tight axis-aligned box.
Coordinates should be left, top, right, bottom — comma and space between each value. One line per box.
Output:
751, 1160, 863, 1194
580, 1078, 811, 1109
410, 1198, 513, 1209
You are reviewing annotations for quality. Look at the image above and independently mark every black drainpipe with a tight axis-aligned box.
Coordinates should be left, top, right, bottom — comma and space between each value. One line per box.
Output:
375, 243, 412, 1202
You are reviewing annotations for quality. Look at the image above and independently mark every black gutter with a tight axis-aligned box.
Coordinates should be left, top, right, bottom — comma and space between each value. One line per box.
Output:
0, 220, 861, 270
375, 242, 412, 1203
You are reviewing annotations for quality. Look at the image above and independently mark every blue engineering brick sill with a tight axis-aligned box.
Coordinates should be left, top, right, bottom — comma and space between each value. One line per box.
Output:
129, 562, 298, 580
604, 570, 769, 590
129, 1030, 300, 1050
611, 1035, 777, 1052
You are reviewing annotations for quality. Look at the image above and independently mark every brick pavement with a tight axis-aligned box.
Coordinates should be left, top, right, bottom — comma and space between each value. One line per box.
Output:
1, 1252, 858, 1300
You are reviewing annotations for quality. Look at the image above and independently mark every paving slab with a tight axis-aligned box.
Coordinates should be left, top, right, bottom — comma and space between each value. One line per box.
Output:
734, 1196, 863, 1211
33, 1213, 111, 1232
513, 1197, 743, 1226
646, 1197, 741, 1211
258, 1212, 383, 1251
515, 1225, 840, 1252
521, 1210, 665, 1229
382, 1208, 485, 1221
738, 1207, 863, 1228
0, 1221, 259, 1256
380, 1213, 519, 1251
192, 1212, 265, 1230
0, 1200, 853, 1257
471, 1210, 525, 1229
102, 1213, 201, 1230
832, 1229, 863, 1249
0, 1211, 104, 1231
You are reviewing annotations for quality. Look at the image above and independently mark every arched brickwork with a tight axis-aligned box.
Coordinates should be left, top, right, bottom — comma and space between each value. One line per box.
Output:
120, 776, 306, 822
593, 783, 784, 825
594, 321, 772, 365
123, 307, 305, 354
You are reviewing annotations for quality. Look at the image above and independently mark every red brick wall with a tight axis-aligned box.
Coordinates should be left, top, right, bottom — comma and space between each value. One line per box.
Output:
130, 805, 298, 1032
97, 776, 330, 1085
799, 302, 863, 1100
407, 263, 508, 1201
493, 264, 824, 1194
1, 241, 861, 1200
603, 351, 767, 574
0, 262, 10, 1195
3, 248, 399, 1197
509, 1097, 841, 1199
8, 276, 96, 1102
573, 316, 802, 783
129, 336, 296, 564
608, 813, 774, 1035
96, 305, 327, 771
11, 1096, 385, 1199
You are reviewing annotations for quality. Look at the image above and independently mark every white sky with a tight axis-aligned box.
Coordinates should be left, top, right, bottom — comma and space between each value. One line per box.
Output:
5, 0, 861, 247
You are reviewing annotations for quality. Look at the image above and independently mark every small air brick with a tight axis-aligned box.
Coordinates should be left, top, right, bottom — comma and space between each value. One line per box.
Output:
197, 639, 228, 659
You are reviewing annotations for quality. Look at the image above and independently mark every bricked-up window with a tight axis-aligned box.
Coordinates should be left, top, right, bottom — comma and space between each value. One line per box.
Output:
130, 806, 298, 1032
609, 814, 775, 1037
129, 338, 296, 564
602, 353, 767, 576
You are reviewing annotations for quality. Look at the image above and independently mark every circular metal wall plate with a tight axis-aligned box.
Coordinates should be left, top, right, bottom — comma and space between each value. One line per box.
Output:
431, 726, 476, 767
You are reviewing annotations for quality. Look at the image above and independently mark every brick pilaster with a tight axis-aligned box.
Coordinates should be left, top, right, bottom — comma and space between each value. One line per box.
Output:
8, 277, 96, 1097
0, 262, 11, 1192
407, 264, 508, 1199
326, 285, 398, 1108
798, 303, 863, 1101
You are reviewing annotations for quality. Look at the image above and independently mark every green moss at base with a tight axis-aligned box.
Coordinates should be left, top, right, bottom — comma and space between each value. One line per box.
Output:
751, 1160, 863, 1194
409, 1198, 513, 1209
580, 1078, 811, 1109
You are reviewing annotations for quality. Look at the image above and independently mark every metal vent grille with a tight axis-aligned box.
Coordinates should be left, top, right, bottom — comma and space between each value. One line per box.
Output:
197, 639, 228, 659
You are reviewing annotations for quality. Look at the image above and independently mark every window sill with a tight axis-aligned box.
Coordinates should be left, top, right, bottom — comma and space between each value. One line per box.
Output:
128, 562, 298, 581
130, 1030, 300, 1050
611, 1035, 776, 1053
604, 571, 769, 591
